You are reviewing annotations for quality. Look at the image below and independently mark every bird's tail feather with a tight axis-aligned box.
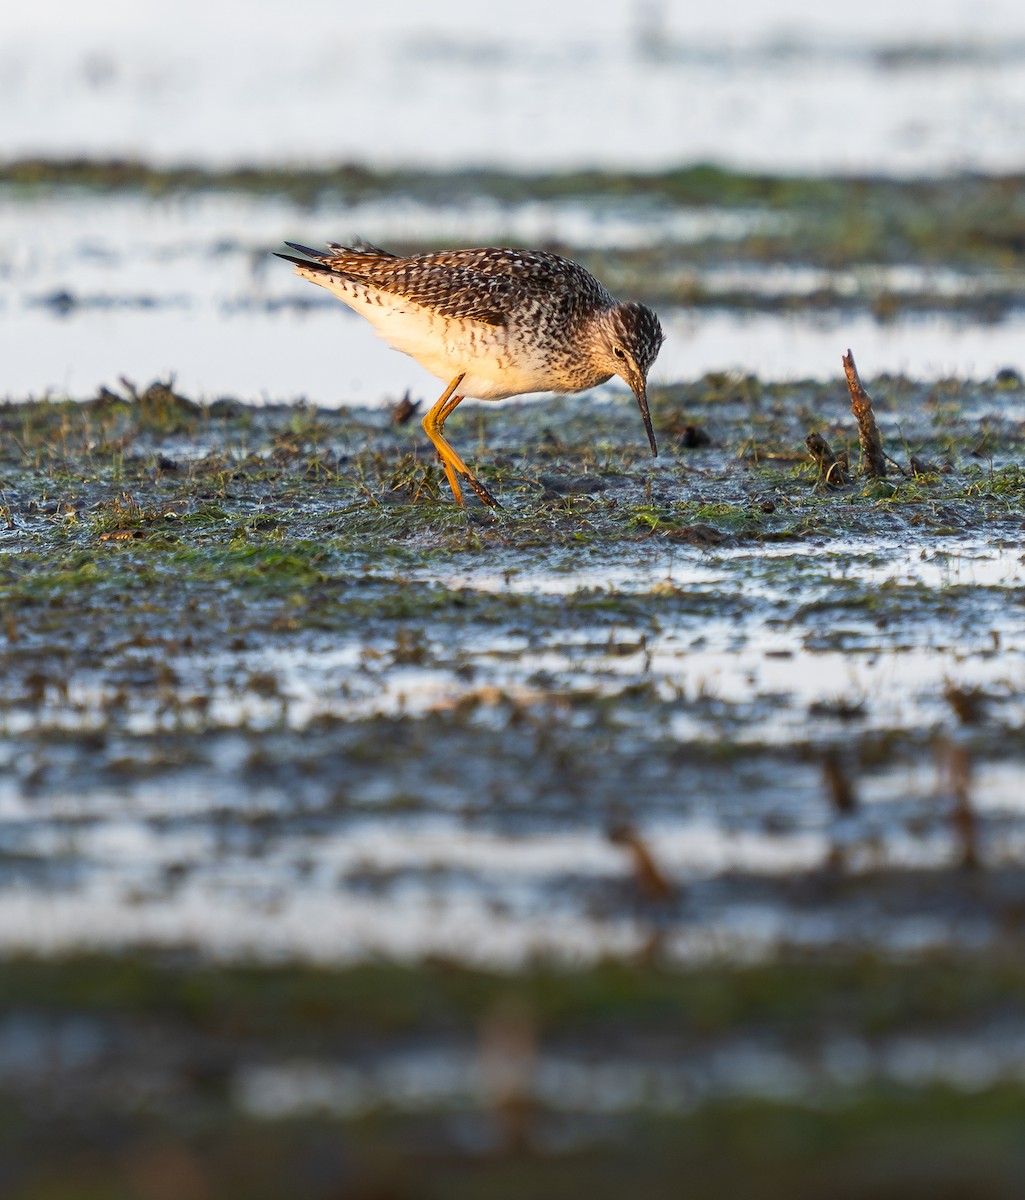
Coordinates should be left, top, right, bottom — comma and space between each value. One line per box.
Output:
273, 252, 337, 277
283, 241, 328, 260
331, 238, 397, 258
281, 239, 397, 263
276, 238, 399, 278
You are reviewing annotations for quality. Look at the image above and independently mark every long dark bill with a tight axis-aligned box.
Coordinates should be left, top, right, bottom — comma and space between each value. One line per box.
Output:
634, 381, 658, 458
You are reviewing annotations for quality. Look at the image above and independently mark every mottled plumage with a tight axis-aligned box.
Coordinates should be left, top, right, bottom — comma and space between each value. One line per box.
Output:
275, 240, 665, 507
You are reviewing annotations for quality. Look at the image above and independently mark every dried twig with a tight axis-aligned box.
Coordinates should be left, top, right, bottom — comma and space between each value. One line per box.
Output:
608, 824, 677, 902
822, 749, 858, 815
948, 745, 979, 870
944, 682, 988, 726
0, 484, 14, 531
822, 749, 859, 871
805, 432, 850, 486
842, 350, 887, 477
390, 389, 421, 425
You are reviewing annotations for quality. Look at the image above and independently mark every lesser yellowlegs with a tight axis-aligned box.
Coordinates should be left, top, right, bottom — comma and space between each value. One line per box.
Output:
276, 240, 665, 507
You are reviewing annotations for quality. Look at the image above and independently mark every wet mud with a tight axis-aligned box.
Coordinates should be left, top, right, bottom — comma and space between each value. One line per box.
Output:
2, 369, 1025, 1194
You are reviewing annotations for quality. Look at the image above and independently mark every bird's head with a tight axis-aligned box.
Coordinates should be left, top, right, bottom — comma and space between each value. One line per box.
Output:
595, 302, 665, 457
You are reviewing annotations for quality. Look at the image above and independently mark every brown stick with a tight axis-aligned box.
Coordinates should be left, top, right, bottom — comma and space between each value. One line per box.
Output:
948, 744, 979, 871
842, 350, 887, 478
822, 749, 857, 815
608, 824, 677, 902
805, 432, 849, 486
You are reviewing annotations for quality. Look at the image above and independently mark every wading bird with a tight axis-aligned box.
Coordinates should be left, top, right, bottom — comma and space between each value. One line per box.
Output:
276, 240, 664, 507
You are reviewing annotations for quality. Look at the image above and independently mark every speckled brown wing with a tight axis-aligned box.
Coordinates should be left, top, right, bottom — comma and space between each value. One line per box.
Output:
315, 246, 616, 328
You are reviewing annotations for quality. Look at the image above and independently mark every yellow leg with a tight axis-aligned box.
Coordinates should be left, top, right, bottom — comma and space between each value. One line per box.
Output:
422, 374, 500, 508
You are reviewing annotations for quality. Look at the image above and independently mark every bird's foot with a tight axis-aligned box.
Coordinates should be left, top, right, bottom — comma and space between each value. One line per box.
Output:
461, 470, 501, 509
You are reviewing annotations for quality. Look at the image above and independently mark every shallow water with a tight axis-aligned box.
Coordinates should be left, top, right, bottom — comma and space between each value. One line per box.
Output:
3, 525, 1023, 967
2, 755, 1023, 966
5, 187, 1025, 399
234, 1020, 1025, 1121
6, 0, 1025, 173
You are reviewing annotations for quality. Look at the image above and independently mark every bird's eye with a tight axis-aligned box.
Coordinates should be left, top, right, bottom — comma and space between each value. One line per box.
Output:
613, 347, 626, 360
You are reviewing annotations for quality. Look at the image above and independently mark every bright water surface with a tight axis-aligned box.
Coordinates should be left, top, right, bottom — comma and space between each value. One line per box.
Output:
5, 0, 1025, 173
3, 190, 1025, 401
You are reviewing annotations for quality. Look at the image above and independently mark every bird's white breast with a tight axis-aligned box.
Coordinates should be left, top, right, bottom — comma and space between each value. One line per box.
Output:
297, 265, 567, 400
